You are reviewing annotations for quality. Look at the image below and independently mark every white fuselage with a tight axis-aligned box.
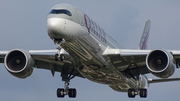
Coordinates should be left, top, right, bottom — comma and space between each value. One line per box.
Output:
47, 4, 148, 92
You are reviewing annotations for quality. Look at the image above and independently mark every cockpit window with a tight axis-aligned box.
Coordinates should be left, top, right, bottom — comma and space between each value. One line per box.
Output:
50, 9, 72, 16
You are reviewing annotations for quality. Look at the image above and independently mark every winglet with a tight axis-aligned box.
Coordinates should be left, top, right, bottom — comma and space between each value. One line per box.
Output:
138, 19, 151, 50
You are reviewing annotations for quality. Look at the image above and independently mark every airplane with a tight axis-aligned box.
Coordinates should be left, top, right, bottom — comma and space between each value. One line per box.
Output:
1, 3, 180, 98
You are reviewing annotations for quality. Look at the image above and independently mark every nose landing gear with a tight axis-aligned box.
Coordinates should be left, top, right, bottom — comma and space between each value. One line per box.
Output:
53, 38, 65, 61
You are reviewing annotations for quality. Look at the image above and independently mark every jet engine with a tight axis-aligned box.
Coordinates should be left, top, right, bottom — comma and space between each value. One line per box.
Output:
4, 49, 35, 78
146, 49, 176, 78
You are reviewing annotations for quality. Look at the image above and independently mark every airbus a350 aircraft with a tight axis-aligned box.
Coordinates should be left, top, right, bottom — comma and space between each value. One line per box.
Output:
1, 3, 180, 98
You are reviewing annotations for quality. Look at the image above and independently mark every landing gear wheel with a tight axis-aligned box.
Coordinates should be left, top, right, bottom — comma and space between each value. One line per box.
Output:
125, 66, 148, 98
56, 62, 77, 98
55, 54, 64, 61
128, 89, 136, 98
139, 89, 147, 98
60, 54, 64, 61
68, 88, 77, 98
55, 54, 58, 61
57, 88, 65, 98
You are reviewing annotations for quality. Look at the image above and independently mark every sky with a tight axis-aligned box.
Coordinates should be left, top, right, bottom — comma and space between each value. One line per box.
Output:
0, 0, 180, 101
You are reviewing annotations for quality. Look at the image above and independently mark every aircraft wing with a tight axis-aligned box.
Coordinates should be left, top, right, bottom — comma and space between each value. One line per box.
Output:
0, 51, 8, 63
0, 49, 84, 78
170, 50, 180, 65
102, 49, 180, 75
103, 49, 151, 75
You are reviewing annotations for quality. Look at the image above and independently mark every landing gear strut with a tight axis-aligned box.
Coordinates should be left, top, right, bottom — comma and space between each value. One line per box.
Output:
56, 65, 77, 98
125, 66, 147, 98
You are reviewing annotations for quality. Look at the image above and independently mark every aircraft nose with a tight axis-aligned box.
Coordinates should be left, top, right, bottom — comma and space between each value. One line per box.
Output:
47, 18, 65, 39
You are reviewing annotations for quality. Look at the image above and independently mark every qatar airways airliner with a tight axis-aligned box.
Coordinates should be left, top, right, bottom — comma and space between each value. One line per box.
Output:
1, 3, 180, 98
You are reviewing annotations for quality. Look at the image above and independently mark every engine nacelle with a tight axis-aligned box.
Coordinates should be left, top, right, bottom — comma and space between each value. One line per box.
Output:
146, 49, 176, 78
4, 49, 35, 78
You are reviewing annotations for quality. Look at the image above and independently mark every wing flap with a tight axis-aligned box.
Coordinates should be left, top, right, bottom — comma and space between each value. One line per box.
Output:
103, 49, 150, 74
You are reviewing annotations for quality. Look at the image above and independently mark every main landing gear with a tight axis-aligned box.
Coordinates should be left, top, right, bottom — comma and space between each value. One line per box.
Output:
57, 81, 77, 98
53, 38, 77, 98
125, 66, 148, 98
56, 65, 77, 98
128, 88, 147, 98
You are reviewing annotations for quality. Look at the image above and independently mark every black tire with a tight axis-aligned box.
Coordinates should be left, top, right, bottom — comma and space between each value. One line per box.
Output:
128, 89, 135, 98
68, 88, 76, 98
60, 54, 64, 61
139, 89, 147, 98
57, 88, 65, 98
55, 54, 58, 61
